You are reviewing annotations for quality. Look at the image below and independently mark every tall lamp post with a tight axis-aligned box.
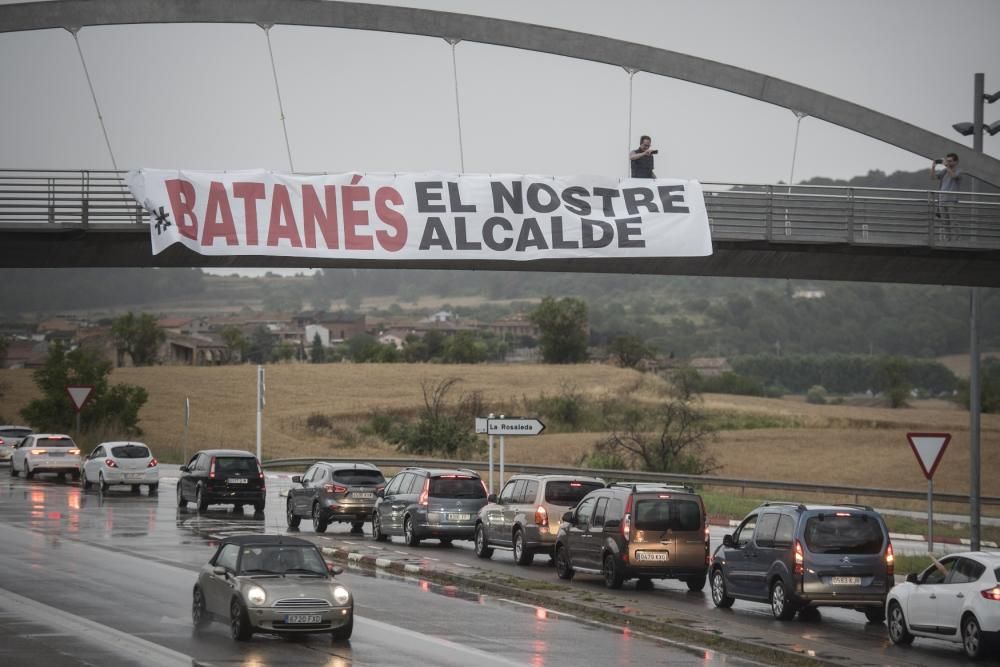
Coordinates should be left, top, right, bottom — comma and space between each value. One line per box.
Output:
951, 73, 1000, 551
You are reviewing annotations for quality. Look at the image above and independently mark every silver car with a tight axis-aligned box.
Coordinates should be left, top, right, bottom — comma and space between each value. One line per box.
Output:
0, 425, 33, 463
193, 535, 353, 642
81, 441, 159, 494
10, 433, 82, 480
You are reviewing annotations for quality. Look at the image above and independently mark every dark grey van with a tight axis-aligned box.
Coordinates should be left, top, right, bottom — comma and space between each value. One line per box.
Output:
372, 467, 488, 546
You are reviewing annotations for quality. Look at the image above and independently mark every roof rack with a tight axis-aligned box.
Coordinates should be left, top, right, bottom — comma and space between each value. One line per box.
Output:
835, 503, 875, 512
761, 501, 807, 511
609, 482, 696, 494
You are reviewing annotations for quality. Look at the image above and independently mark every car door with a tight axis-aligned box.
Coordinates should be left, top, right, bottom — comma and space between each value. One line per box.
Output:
12, 436, 31, 472
181, 453, 203, 501
488, 479, 518, 544
499, 479, 526, 545
202, 543, 240, 616
376, 473, 403, 533
908, 557, 956, 630
567, 496, 599, 569
721, 514, 758, 596
84, 445, 104, 481
749, 512, 781, 595
384, 473, 413, 533
935, 557, 986, 634
290, 465, 313, 514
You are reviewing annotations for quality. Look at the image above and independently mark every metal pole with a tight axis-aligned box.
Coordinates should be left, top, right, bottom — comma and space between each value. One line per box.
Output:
182, 397, 190, 463
256, 366, 263, 462
487, 412, 495, 494
499, 435, 505, 488
927, 478, 934, 553
969, 72, 984, 552
75, 412, 80, 438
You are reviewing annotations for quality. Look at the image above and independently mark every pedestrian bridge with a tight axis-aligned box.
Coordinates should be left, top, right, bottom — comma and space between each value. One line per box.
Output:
1, 169, 997, 287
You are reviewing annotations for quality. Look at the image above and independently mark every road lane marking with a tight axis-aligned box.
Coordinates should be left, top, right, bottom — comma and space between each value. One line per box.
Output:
356, 616, 524, 666
0, 586, 193, 667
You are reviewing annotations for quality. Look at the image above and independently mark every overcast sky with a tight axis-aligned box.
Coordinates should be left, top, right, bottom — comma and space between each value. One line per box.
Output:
2, 0, 998, 188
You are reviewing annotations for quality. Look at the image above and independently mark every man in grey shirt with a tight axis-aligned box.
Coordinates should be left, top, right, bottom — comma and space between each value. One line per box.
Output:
930, 152, 962, 239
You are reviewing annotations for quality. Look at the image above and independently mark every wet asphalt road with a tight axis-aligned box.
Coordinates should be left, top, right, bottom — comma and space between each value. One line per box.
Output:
0, 468, 760, 667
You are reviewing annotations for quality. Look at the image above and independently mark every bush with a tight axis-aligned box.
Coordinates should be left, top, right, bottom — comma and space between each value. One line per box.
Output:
306, 413, 334, 434
806, 385, 828, 404
698, 372, 767, 397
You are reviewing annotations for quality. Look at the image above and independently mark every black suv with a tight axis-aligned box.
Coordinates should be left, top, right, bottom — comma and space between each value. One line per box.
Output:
554, 483, 710, 590
286, 462, 386, 533
372, 467, 488, 546
177, 449, 266, 514
710, 502, 893, 622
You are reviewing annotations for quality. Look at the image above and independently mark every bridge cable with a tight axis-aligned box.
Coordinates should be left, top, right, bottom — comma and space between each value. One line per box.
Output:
784, 110, 808, 236
446, 39, 466, 173
625, 67, 638, 178
68, 28, 119, 172
262, 25, 296, 172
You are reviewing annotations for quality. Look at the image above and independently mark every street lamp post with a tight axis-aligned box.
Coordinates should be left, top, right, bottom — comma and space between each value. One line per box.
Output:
952, 72, 999, 552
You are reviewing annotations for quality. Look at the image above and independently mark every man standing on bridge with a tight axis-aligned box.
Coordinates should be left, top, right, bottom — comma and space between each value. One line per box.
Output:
630, 135, 657, 178
931, 152, 962, 240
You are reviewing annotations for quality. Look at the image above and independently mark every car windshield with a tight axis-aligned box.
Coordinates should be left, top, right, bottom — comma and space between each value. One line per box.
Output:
35, 437, 76, 448
544, 481, 604, 505
804, 514, 884, 554
111, 445, 150, 458
429, 476, 485, 498
215, 457, 258, 475
239, 545, 327, 575
634, 499, 701, 532
331, 469, 385, 485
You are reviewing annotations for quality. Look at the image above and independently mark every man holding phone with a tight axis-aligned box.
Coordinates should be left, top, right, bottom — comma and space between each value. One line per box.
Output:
930, 152, 962, 239
630, 135, 657, 178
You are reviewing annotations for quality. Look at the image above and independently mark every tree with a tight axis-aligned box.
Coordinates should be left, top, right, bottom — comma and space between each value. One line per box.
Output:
442, 331, 487, 364
111, 312, 165, 366
220, 325, 249, 363
608, 334, 653, 369
529, 296, 588, 364
876, 357, 912, 408
958, 358, 1000, 414
246, 326, 274, 364
388, 378, 478, 457
310, 333, 325, 363
20, 342, 148, 434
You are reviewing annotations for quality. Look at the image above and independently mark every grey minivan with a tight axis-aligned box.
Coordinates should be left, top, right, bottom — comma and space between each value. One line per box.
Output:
372, 467, 488, 546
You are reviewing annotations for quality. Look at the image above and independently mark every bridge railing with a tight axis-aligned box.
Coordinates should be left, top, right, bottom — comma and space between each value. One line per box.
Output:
2, 170, 999, 250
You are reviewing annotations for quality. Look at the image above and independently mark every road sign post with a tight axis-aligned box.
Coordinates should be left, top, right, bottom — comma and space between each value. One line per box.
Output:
906, 432, 951, 552
65, 385, 94, 437
478, 417, 546, 489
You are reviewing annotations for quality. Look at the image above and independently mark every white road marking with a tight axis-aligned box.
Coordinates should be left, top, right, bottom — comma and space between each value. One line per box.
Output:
356, 615, 524, 666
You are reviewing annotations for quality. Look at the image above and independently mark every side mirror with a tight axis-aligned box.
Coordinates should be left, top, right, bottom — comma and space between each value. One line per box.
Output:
603, 519, 621, 529
562, 511, 575, 524
291, 475, 302, 484
326, 562, 344, 576
722, 534, 734, 548
179, 465, 190, 473
906, 573, 919, 584
212, 566, 227, 577
376, 489, 385, 498
487, 493, 498, 503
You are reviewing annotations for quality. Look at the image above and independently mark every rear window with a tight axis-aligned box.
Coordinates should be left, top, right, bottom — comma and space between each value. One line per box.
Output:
634, 499, 702, 532
215, 456, 259, 475
429, 476, 485, 499
544, 481, 604, 505
35, 437, 77, 448
332, 469, 385, 485
111, 445, 151, 459
804, 514, 885, 554
0, 428, 32, 439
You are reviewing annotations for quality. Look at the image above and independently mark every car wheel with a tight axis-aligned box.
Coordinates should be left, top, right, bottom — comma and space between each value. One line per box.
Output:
603, 553, 624, 589
131, 485, 141, 494
685, 572, 707, 592
10, 461, 18, 477
330, 613, 353, 642
864, 606, 886, 624
403, 516, 420, 547
962, 613, 985, 659
230, 599, 253, 641
474, 523, 494, 559
253, 500, 265, 514
513, 529, 534, 566
25, 463, 34, 479
192, 586, 211, 631
770, 579, 797, 620
372, 512, 388, 542
81, 469, 90, 490
350, 521, 365, 534
196, 486, 209, 513
99, 473, 109, 493
887, 601, 914, 645
233, 504, 244, 513
70, 471, 80, 481
176, 483, 187, 508
312, 503, 328, 533
148, 483, 158, 495
286, 498, 301, 528
636, 577, 654, 591
711, 568, 735, 608
555, 545, 574, 580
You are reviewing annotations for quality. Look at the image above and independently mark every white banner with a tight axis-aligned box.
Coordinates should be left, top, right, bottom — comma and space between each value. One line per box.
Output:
127, 170, 712, 260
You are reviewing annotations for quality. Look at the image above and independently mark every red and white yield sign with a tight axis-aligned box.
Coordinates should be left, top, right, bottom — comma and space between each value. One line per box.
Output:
65, 385, 95, 413
906, 432, 951, 480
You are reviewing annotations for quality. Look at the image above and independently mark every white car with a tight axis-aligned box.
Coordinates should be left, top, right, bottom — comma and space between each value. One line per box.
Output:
10, 433, 82, 480
81, 441, 159, 494
0, 425, 33, 463
887, 551, 1000, 659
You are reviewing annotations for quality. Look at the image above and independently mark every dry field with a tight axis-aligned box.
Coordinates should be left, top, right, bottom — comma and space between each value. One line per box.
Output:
2, 364, 997, 508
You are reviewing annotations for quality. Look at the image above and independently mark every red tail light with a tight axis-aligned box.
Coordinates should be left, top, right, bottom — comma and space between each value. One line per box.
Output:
885, 543, 894, 577
418, 477, 429, 507
147, 458, 158, 468
622, 494, 633, 542
535, 505, 548, 527
324, 483, 348, 494
104, 459, 118, 468
794, 540, 804, 575
981, 586, 1000, 601
208, 456, 216, 479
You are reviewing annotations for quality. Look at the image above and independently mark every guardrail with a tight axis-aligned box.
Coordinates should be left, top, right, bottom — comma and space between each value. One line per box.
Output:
262, 457, 1000, 508
2, 169, 1000, 251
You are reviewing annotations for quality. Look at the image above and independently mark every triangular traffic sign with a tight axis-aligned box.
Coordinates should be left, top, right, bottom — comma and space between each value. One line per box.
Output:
65, 385, 95, 413
906, 432, 951, 480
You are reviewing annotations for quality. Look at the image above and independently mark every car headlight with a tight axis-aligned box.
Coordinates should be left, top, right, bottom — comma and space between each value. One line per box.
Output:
332, 586, 350, 605
246, 586, 266, 605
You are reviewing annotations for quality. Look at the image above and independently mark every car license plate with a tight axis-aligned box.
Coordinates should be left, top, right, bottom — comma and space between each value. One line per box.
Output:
831, 576, 861, 585
125, 473, 144, 480
352, 492, 374, 499
284, 614, 322, 624
446, 513, 470, 521
227, 478, 248, 484
635, 551, 669, 561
